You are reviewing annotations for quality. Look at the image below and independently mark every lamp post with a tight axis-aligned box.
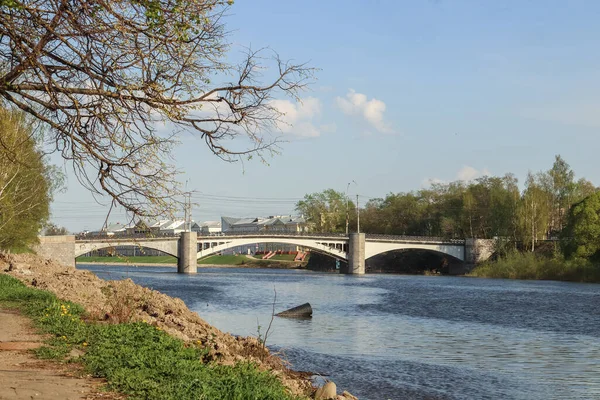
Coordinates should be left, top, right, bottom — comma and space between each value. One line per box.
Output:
346, 181, 357, 234
356, 194, 360, 234
345, 182, 351, 235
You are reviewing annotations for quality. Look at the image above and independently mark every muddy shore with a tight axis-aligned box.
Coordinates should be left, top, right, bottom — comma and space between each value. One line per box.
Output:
1, 253, 356, 399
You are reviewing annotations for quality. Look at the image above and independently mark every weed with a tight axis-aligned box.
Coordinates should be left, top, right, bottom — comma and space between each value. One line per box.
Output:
469, 251, 600, 282
0, 274, 304, 400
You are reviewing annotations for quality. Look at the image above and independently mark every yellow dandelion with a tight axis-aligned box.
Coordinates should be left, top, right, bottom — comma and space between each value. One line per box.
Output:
83, 342, 88, 347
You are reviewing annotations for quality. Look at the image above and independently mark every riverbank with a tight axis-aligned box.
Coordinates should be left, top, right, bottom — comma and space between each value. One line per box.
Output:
77, 254, 306, 270
77, 261, 306, 269
0, 253, 356, 399
468, 251, 600, 283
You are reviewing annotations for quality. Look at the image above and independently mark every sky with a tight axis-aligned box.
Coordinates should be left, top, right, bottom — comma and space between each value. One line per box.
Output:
50, 0, 600, 232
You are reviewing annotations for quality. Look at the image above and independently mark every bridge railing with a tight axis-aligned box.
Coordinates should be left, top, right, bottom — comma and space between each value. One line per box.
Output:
75, 233, 180, 241
364, 234, 465, 244
75, 231, 465, 243
196, 231, 349, 239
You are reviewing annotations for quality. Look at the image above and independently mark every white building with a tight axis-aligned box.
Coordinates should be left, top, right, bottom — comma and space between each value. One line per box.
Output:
199, 221, 221, 235
221, 215, 309, 234
219, 215, 310, 254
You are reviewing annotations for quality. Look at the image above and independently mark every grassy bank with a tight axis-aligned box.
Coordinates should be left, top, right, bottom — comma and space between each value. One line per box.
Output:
77, 254, 305, 267
77, 255, 177, 264
198, 254, 249, 265
252, 254, 298, 261
0, 274, 301, 400
77, 255, 253, 265
468, 252, 600, 283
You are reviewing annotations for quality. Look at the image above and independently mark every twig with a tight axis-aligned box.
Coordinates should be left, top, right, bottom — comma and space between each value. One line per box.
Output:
261, 287, 277, 354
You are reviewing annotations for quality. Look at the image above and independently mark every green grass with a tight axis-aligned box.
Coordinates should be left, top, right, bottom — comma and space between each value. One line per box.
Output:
197, 255, 249, 265
76, 255, 177, 264
0, 274, 303, 400
78, 254, 305, 267
268, 254, 297, 261
468, 251, 600, 283
255, 254, 297, 261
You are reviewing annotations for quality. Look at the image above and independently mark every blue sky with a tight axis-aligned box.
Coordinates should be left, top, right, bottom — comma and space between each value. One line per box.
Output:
51, 0, 600, 232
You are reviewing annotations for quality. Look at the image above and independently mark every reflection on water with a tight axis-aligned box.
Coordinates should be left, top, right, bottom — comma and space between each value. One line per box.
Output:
79, 265, 600, 400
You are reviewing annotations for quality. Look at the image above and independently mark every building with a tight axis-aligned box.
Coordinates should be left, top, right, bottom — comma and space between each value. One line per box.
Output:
219, 215, 310, 254
86, 222, 130, 237
80, 218, 207, 257
221, 215, 309, 234
199, 221, 222, 235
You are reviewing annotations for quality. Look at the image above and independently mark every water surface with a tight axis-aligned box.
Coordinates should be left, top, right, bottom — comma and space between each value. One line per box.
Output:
78, 265, 600, 400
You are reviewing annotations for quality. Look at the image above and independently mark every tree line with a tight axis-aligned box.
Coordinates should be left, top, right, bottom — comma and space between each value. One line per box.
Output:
0, 108, 62, 250
297, 156, 599, 252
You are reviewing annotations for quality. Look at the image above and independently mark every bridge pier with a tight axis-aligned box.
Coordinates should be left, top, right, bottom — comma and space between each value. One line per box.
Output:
177, 232, 197, 274
346, 233, 365, 275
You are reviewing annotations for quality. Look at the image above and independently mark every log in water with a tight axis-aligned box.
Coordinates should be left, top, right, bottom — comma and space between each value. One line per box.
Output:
276, 302, 313, 318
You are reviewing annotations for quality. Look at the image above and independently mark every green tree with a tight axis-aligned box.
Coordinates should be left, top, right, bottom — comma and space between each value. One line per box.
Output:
562, 191, 600, 261
0, 0, 314, 218
545, 155, 575, 234
572, 178, 598, 203
296, 189, 352, 233
43, 223, 68, 236
518, 172, 550, 251
488, 174, 520, 239
0, 108, 59, 249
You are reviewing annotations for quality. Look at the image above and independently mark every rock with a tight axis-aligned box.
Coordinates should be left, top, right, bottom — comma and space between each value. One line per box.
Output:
315, 381, 337, 399
339, 390, 358, 400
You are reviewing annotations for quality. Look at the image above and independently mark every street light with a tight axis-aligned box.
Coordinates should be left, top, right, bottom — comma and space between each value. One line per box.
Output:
346, 181, 357, 235
345, 182, 351, 235
356, 193, 360, 234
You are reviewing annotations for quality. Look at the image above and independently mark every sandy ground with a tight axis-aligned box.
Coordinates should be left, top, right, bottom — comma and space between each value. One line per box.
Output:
0, 308, 121, 400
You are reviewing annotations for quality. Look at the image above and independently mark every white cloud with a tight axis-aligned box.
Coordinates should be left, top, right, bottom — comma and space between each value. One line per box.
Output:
269, 97, 331, 138
456, 165, 491, 182
423, 165, 491, 187
335, 89, 394, 134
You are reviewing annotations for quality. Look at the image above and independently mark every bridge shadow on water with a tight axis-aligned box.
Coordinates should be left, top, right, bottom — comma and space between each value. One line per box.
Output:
307, 250, 463, 275
366, 249, 463, 275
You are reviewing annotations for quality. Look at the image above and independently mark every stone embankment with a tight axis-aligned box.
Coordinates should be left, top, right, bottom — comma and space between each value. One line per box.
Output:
0, 253, 356, 400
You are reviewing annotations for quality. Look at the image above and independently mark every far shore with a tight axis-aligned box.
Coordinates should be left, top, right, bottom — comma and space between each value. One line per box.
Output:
76, 261, 306, 270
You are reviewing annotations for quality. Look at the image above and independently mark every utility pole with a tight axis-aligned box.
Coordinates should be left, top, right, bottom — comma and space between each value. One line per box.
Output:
356, 194, 360, 234
183, 194, 188, 232
183, 193, 192, 232
345, 182, 351, 235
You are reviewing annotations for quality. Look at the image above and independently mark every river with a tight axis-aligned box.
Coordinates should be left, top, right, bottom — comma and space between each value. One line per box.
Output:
77, 264, 600, 400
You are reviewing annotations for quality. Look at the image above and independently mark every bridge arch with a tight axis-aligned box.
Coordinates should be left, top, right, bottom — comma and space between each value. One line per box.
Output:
74, 239, 179, 258
365, 241, 464, 262
197, 237, 347, 260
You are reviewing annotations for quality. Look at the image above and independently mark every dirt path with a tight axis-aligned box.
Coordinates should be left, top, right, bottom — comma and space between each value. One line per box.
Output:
0, 308, 113, 400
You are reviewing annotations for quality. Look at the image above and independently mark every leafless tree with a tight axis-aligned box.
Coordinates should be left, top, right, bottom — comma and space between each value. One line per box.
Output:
0, 0, 314, 218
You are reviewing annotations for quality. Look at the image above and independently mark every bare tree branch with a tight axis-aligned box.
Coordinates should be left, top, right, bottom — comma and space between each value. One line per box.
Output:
0, 0, 316, 218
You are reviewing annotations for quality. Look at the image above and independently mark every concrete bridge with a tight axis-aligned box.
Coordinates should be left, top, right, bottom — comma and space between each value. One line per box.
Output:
35, 233, 494, 275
